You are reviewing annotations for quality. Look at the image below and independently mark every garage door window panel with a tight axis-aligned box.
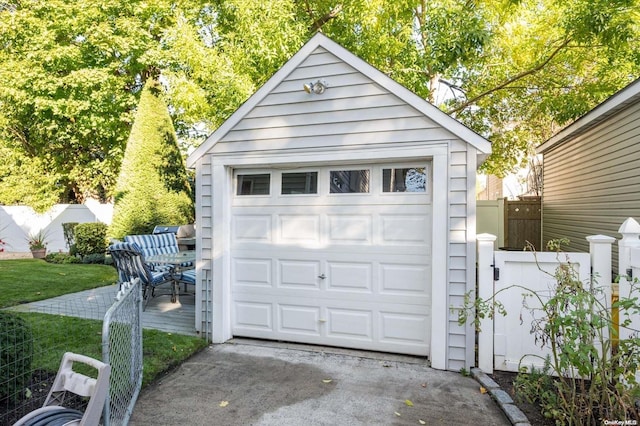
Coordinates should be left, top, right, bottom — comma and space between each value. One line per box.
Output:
330, 170, 370, 193
382, 167, 427, 193
237, 174, 270, 195
281, 172, 318, 195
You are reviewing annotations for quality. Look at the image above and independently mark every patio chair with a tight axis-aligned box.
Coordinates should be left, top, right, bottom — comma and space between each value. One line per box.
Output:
12, 352, 111, 426
108, 242, 176, 310
124, 233, 192, 269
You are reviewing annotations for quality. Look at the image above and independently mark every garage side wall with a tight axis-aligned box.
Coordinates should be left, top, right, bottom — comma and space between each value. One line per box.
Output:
195, 154, 213, 337
448, 141, 475, 370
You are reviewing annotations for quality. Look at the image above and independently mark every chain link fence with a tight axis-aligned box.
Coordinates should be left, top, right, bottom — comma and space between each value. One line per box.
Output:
1, 289, 114, 424
102, 279, 143, 426
1, 280, 143, 425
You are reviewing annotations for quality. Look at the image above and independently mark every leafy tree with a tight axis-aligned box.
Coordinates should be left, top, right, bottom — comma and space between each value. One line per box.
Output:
294, 0, 640, 175
0, 0, 198, 208
1, 0, 639, 210
0, 147, 60, 212
445, 0, 640, 174
109, 79, 193, 239
159, 0, 308, 151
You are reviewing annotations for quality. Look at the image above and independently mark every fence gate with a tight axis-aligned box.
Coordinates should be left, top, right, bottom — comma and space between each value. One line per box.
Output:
504, 198, 541, 250
102, 279, 143, 426
491, 250, 591, 373
477, 233, 615, 374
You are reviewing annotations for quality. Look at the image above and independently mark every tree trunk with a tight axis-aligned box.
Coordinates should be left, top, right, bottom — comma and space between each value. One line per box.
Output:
428, 73, 440, 105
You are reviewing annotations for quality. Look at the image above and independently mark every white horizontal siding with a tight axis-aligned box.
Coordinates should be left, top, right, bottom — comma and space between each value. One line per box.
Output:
543, 100, 640, 271
247, 94, 405, 118
222, 116, 438, 142
448, 142, 471, 369
271, 71, 369, 94
210, 129, 452, 154
236, 104, 423, 130
196, 156, 213, 337
292, 48, 341, 67
215, 47, 453, 153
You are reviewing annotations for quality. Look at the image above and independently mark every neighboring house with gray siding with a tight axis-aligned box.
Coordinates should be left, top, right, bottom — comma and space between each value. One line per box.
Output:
538, 78, 640, 270
186, 33, 491, 371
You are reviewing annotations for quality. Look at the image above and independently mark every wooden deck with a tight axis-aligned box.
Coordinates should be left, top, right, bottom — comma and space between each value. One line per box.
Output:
8, 283, 197, 336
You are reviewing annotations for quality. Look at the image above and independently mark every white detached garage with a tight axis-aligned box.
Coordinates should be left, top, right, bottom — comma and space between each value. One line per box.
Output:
186, 33, 491, 371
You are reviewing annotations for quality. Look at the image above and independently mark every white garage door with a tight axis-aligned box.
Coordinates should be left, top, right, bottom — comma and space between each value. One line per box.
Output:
230, 163, 432, 356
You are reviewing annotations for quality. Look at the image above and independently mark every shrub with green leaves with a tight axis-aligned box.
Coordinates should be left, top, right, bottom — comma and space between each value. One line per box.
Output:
0, 312, 33, 402
82, 253, 106, 264
44, 252, 82, 264
74, 222, 108, 257
109, 79, 194, 239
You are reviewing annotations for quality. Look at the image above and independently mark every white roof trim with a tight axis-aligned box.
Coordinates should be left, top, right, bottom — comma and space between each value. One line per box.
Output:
538, 77, 640, 153
187, 33, 491, 167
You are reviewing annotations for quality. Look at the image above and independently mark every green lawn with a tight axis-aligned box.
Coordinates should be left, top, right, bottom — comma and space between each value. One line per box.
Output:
1, 259, 207, 387
21, 313, 207, 386
0, 259, 118, 308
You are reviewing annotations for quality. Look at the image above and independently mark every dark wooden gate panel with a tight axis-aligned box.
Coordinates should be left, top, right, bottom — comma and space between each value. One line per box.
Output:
504, 197, 541, 250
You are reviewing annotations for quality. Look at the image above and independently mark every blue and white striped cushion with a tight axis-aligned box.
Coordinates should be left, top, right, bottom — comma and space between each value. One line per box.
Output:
124, 234, 179, 257
148, 269, 172, 285
123, 234, 190, 269
178, 269, 196, 285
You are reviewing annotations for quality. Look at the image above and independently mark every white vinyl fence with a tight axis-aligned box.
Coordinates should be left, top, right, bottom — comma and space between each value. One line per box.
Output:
476, 233, 616, 374
0, 201, 112, 254
618, 218, 640, 357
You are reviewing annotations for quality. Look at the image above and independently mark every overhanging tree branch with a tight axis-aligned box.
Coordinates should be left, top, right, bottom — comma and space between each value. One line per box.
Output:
307, 3, 343, 33
446, 37, 572, 114
8, 125, 33, 155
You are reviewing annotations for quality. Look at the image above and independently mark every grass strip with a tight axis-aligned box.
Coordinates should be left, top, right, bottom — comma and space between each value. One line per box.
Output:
0, 260, 117, 308
20, 312, 207, 386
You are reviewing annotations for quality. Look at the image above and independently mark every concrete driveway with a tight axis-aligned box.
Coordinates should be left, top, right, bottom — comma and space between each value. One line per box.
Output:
130, 339, 510, 425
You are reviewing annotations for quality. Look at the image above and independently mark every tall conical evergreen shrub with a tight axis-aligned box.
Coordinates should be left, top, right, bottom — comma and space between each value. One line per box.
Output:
109, 79, 194, 239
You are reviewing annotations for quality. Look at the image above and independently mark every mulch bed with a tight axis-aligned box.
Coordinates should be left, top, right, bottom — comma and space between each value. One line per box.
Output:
490, 370, 554, 426
0, 369, 88, 425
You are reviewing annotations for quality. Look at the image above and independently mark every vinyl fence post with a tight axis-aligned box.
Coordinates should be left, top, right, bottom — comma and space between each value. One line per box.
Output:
587, 234, 615, 353
477, 233, 497, 374
618, 218, 640, 346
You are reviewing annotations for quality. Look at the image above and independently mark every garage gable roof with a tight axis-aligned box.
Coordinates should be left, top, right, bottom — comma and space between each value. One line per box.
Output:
538, 77, 640, 153
187, 33, 491, 167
